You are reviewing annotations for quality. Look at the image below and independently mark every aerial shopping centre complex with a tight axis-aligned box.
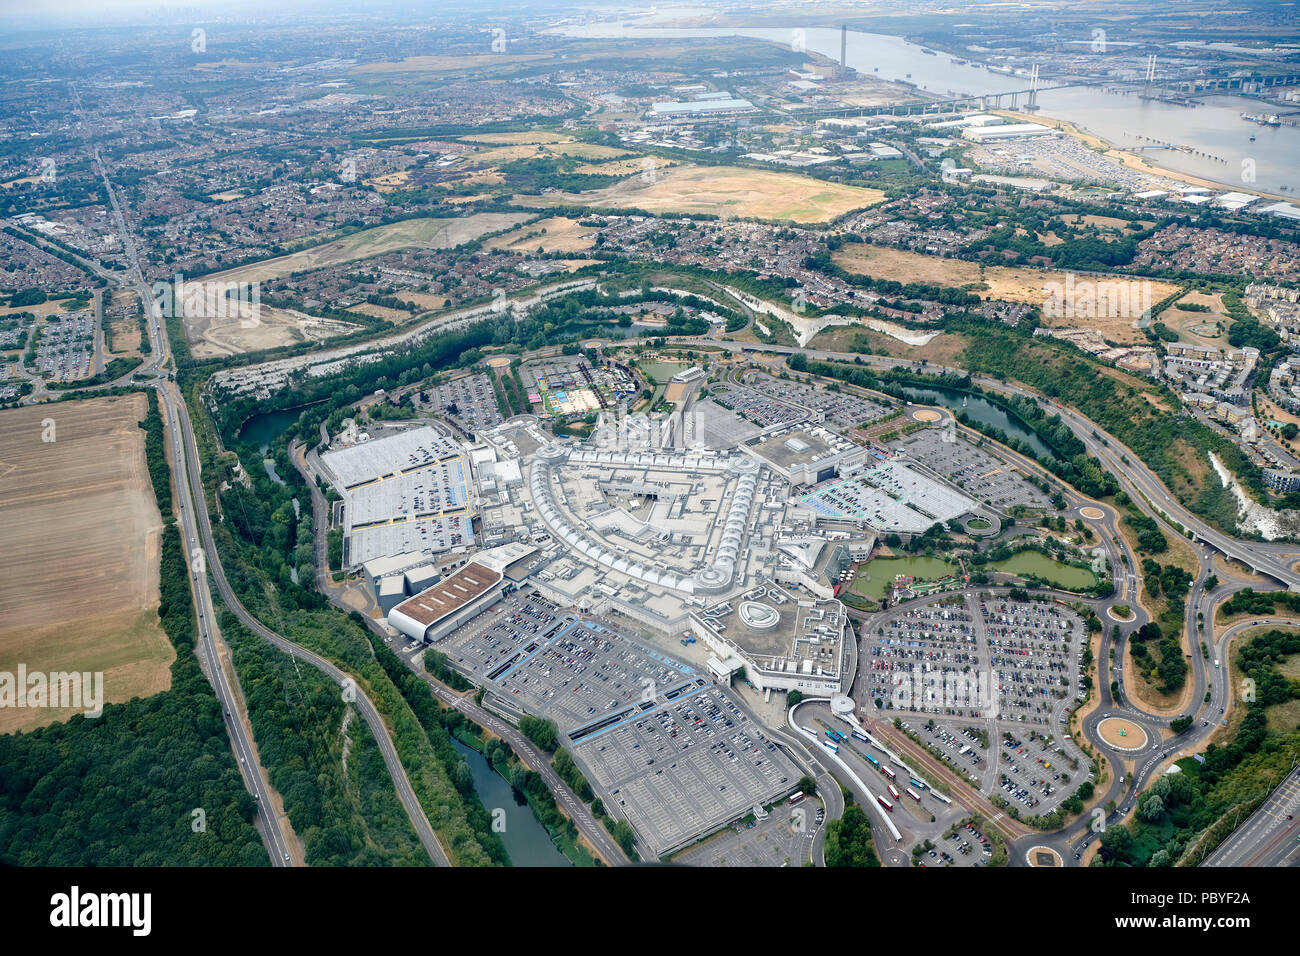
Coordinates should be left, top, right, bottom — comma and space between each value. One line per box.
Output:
304, 360, 1040, 857
309, 363, 1016, 703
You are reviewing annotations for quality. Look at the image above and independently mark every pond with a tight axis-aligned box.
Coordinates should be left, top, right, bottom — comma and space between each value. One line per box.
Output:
237, 403, 323, 455
899, 385, 1057, 462
449, 738, 570, 867
851, 556, 960, 600
988, 550, 1097, 591
637, 360, 690, 385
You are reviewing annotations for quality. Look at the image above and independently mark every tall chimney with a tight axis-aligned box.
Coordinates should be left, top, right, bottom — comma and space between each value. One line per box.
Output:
841, 24, 847, 68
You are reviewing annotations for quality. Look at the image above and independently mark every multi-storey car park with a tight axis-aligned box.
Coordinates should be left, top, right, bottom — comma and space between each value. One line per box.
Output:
15, 6, 1300, 885
795, 456, 993, 534
426, 588, 801, 857
889, 428, 1054, 513
317, 425, 476, 567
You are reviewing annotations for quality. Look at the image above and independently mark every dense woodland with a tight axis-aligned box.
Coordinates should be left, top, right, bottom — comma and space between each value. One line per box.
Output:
220, 611, 429, 866
824, 800, 881, 867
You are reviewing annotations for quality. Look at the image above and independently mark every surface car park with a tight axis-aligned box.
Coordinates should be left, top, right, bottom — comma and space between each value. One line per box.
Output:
858, 591, 1090, 818
422, 372, 504, 436
741, 371, 893, 428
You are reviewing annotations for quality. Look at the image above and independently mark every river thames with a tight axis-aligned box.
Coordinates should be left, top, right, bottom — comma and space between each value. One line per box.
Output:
559, 22, 1300, 196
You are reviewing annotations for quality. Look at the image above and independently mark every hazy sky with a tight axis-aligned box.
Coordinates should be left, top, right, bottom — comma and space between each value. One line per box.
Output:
0, 0, 462, 28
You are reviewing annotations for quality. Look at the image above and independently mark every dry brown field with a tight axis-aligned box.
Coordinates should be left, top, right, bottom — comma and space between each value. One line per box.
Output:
832, 244, 1180, 342
0, 395, 175, 733
486, 216, 599, 254
522, 164, 885, 224
105, 290, 144, 359
185, 303, 361, 359
203, 212, 530, 288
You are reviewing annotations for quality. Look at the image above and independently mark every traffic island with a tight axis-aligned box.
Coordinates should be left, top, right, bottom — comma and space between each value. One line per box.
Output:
1026, 845, 1063, 867
1097, 716, 1148, 752
1106, 604, 1135, 623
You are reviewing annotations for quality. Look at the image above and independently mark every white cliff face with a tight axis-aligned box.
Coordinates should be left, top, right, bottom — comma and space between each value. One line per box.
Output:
787, 313, 943, 349
712, 282, 941, 348
1208, 452, 1300, 540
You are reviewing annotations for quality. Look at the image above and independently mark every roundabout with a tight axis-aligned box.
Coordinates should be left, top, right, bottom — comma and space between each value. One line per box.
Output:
1097, 716, 1148, 752
1026, 845, 1063, 867
1106, 604, 1136, 623
1079, 506, 1105, 521
486, 355, 512, 369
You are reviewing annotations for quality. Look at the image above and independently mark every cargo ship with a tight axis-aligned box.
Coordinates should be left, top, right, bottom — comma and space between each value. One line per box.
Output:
1242, 112, 1282, 126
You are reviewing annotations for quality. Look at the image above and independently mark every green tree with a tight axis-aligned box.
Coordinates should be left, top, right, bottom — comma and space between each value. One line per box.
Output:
824, 804, 880, 867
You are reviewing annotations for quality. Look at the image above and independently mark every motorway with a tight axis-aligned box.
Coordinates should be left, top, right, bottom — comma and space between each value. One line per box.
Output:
44, 207, 631, 867
26, 140, 1300, 869
1204, 764, 1300, 867
156, 394, 295, 866
169, 389, 452, 867
73, 101, 296, 867
110, 303, 1300, 867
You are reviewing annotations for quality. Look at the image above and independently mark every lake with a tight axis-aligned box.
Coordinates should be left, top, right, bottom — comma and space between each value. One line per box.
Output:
852, 555, 959, 600
238, 406, 309, 455
450, 738, 570, 867
237, 401, 328, 455
899, 384, 1058, 461
988, 550, 1098, 591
